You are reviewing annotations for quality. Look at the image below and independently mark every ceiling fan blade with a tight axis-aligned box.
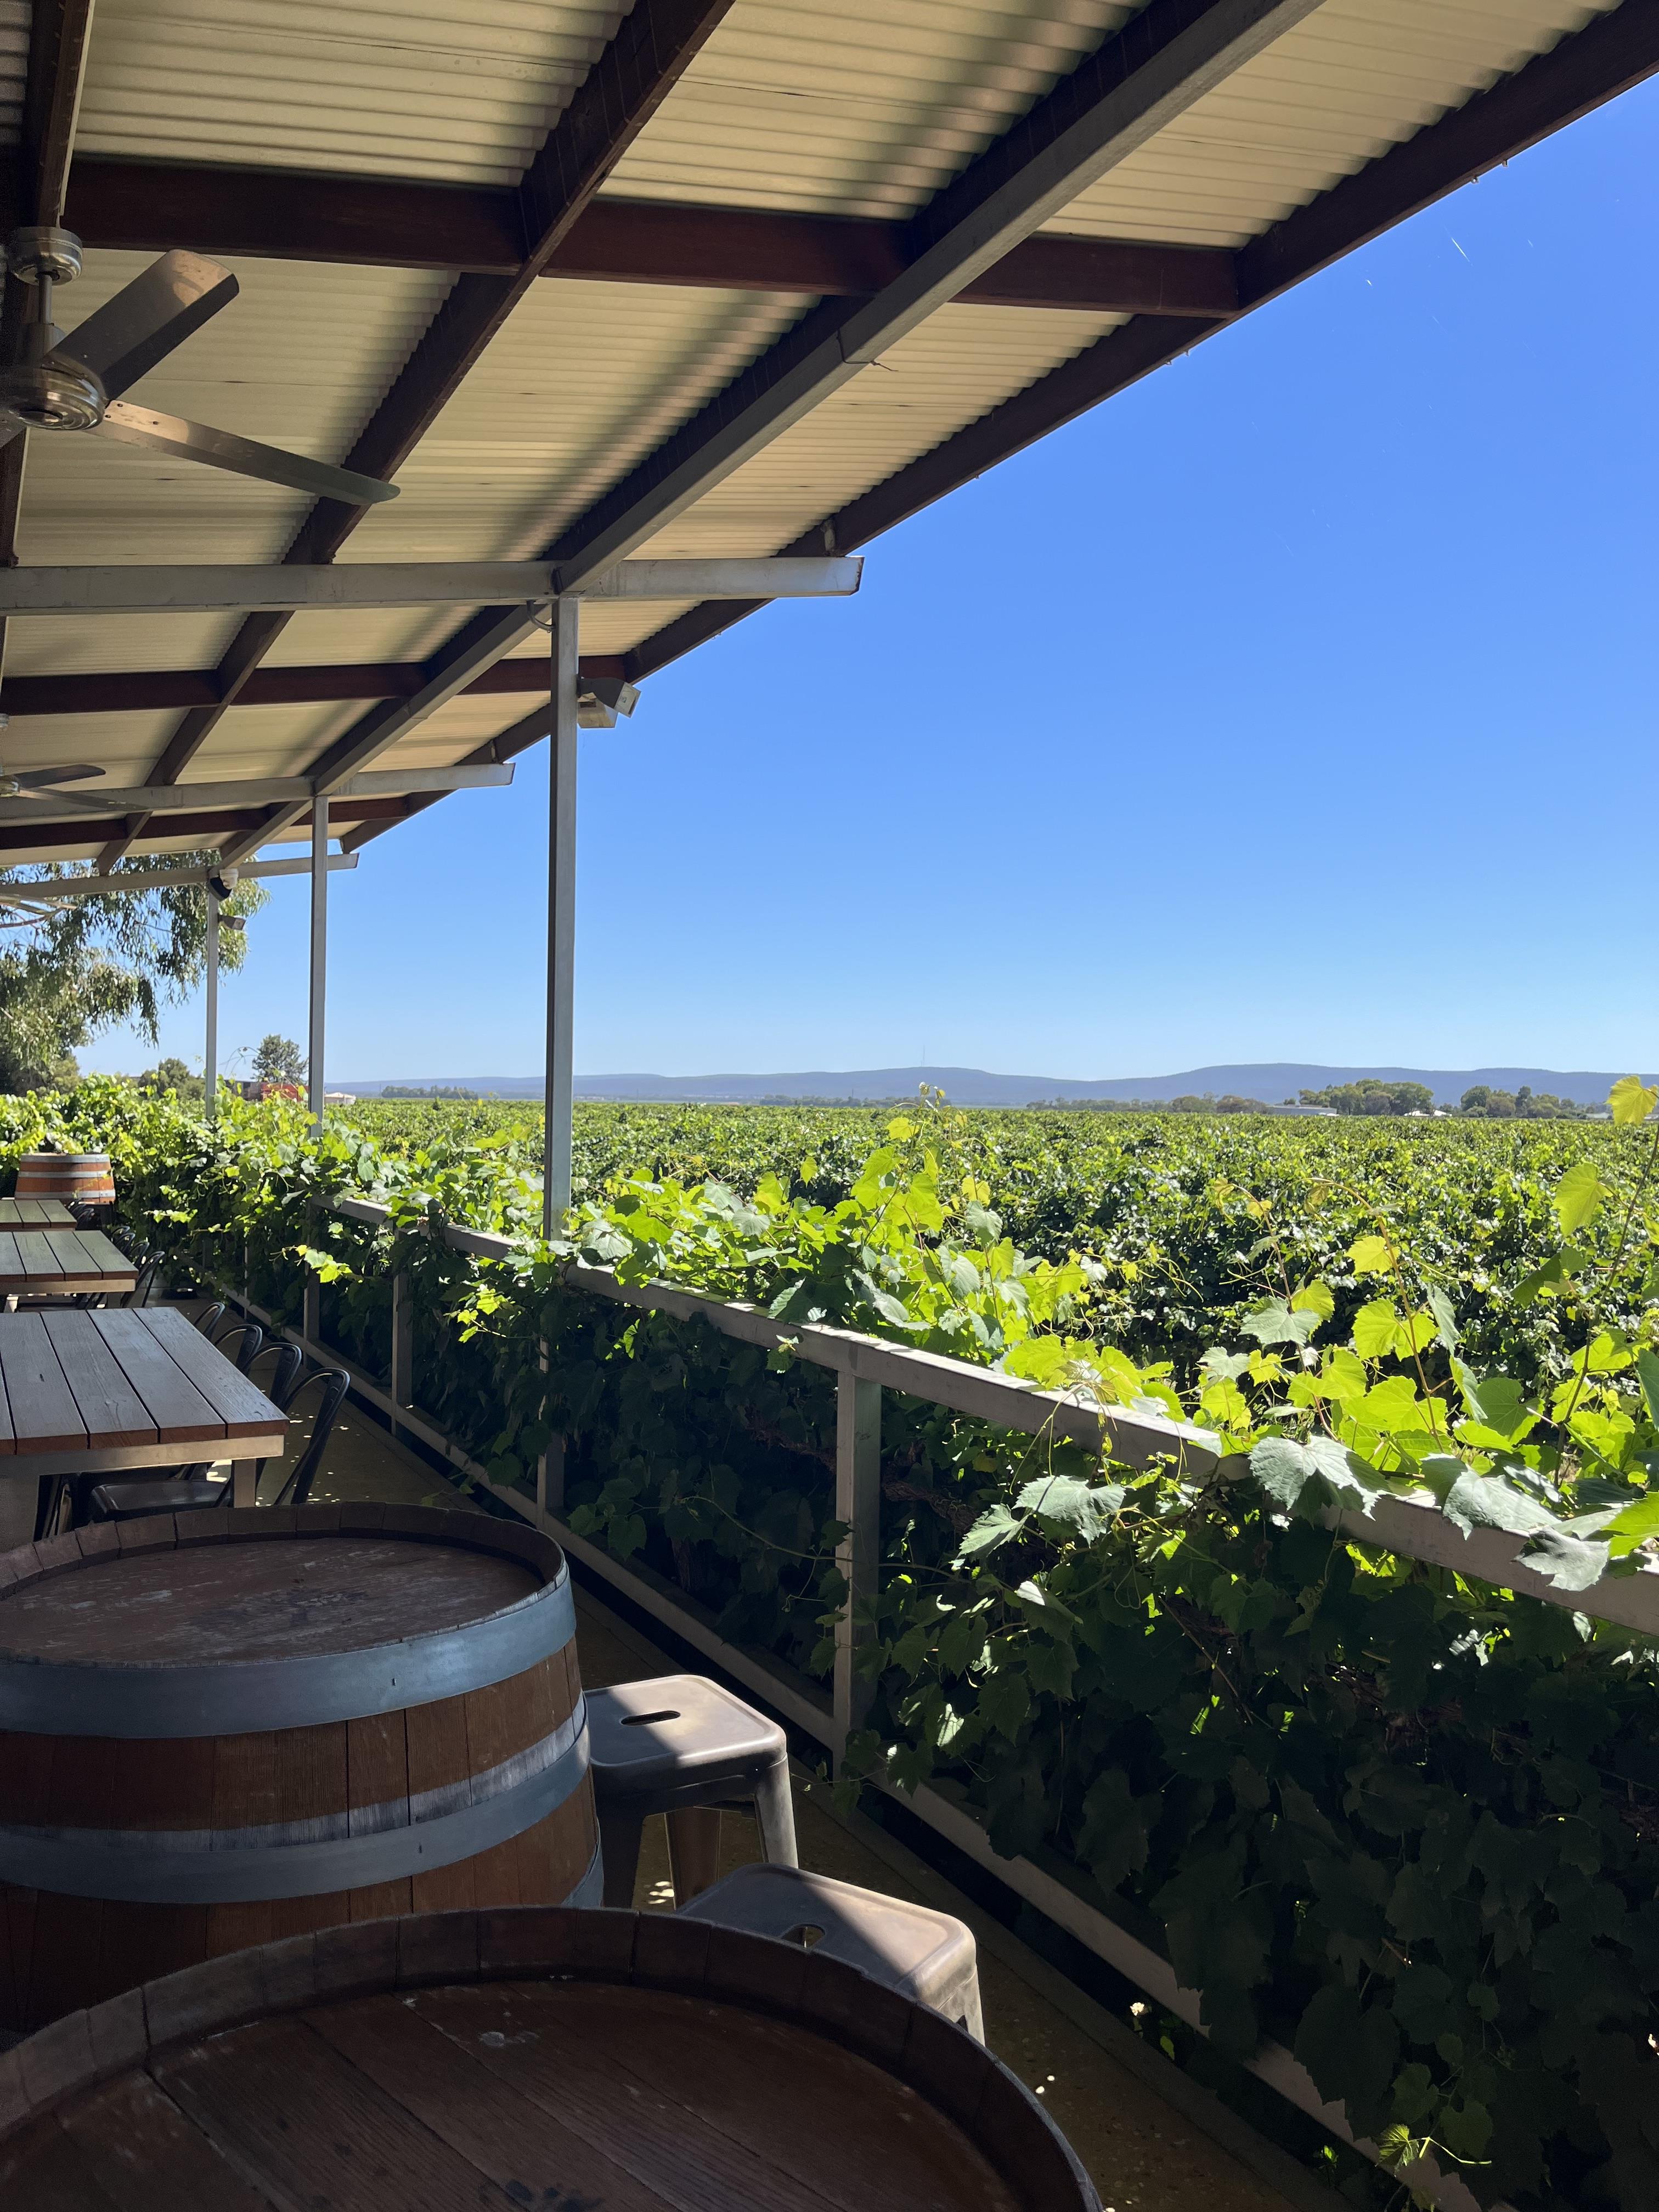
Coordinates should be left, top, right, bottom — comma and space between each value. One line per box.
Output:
54, 252, 239, 401
92, 402, 400, 506
11, 764, 104, 787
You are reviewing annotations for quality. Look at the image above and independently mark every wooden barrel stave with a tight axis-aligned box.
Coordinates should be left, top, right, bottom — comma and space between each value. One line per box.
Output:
0, 1506, 598, 2032
13, 1152, 115, 1205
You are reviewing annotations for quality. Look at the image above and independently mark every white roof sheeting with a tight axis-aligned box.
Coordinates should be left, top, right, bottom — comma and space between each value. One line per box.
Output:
1046, 0, 1625, 246
0, 0, 1643, 866
78, 0, 632, 188
604, 0, 1142, 217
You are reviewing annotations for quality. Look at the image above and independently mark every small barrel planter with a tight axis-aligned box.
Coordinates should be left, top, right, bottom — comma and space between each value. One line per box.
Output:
13, 1150, 115, 1207
0, 1906, 1101, 2210
0, 1503, 600, 2032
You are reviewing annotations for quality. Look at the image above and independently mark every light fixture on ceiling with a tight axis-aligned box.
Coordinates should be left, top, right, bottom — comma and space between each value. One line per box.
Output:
577, 675, 641, 729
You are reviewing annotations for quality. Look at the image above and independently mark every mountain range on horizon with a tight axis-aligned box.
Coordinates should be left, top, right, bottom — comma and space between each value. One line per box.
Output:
330, 1063, 1651, 1109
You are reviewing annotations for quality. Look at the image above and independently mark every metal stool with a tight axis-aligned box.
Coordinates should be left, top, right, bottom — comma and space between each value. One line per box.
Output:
586, 1673, 798, 1908
682, 1862, 985, 2039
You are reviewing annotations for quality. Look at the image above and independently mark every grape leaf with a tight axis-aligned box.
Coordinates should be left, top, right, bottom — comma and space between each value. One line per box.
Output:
1609, 1075, 1658, 1126
1555, 1159, 1608, 1235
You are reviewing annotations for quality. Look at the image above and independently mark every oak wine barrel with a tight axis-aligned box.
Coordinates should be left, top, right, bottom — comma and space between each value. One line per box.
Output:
0, 1503, 599, 2032
13, 1150, 115, 1207
0, 1906, 1101, 2209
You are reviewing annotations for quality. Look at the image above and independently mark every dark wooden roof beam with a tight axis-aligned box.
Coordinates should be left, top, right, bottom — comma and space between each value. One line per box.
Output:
0, 655, 624, 718
43, 159, 1237, 317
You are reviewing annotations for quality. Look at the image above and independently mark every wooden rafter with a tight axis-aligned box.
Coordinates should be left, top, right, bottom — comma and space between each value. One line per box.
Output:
98, 0, 737, 871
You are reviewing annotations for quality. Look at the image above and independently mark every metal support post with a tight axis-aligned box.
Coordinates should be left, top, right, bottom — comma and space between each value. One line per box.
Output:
543, 596, 579, 1234
390, 1269, 412, 1425
204, 885, 219, 1121
308, 794, 328, 1126
833, 1373, 882, 1757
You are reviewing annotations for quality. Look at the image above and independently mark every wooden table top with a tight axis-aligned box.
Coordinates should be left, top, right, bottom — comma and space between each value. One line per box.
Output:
0, 1227, 136, 1296
0, 1305, 287, 1474
0, 1198, 75, 1226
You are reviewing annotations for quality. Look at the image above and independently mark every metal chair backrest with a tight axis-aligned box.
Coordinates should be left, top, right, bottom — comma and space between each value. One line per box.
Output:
212, 1319, 264, 1374
193, 1301, 227, 1338
246, 1340, 303, 1410
267, 1368, 350, 1508
121, 1260, 159, 1309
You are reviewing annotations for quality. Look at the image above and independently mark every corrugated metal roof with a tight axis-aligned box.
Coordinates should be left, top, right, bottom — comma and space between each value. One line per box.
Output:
1045, 0, 1623, 246
77, 0, 629, 188
0, 0, 1641, 866
258, 275, 810, 674
605, 0, 1140, 218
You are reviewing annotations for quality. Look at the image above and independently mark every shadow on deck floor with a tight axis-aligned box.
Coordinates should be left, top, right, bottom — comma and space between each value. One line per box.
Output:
185, 1346, 1327, 2212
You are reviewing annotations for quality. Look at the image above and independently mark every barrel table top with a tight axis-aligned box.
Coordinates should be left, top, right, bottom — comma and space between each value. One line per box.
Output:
0, 1199, 75, 1227
0, 1227, 136, 1299
0, 1305, 286, 1479
0, 1908, 1100, 2211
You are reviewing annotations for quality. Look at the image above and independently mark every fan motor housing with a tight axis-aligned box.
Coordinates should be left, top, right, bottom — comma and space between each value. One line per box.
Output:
0, 349, 105, 432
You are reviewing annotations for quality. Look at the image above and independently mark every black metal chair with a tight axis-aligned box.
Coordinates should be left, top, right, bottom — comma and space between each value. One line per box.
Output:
264, 1367, 352, 1506
192, 1299, 228, 1338
87, 1355, 345, 1522
210, 1318, 264, 1373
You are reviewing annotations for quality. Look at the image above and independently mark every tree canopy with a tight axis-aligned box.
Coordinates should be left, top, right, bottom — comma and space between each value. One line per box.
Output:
252, 1034, 306, 1085
1299, 1079, 1435, 1116
0, 860, 265, 1093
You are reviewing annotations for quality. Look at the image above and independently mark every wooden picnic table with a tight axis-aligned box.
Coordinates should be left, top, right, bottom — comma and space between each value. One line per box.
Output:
0, 1197, 75, 1227
0, 1227, 137, 1300
0, 1307, 287, 1548
0, 1908, 1098, 2211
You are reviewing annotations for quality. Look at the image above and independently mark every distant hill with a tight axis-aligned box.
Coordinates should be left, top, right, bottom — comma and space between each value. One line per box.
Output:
332, 1064, 1651, 1109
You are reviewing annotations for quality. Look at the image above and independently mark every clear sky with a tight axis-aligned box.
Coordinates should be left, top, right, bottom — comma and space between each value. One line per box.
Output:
86, 76, 1659, 1086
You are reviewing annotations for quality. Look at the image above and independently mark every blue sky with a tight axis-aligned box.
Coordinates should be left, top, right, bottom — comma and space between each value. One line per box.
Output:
89, 77, 1659, 1085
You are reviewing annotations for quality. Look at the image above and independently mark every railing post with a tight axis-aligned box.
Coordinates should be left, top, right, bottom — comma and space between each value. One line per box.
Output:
833, 1371, 881, 1761
390, 1268, 412, 1429
302, 1206, 320, 1344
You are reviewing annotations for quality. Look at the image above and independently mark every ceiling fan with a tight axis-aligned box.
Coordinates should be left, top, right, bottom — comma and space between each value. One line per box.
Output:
0, 225, 402, 507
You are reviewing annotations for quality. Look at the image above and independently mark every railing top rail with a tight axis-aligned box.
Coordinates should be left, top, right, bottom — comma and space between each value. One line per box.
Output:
317, 1190, 1659, 1637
